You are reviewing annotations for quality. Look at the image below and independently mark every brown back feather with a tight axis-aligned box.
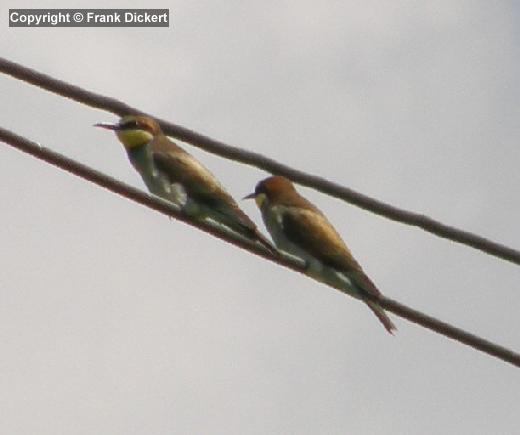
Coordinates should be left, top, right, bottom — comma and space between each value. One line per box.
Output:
152, 137, 275, 251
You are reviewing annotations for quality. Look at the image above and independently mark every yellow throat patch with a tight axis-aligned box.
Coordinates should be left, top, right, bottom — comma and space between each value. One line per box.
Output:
116, 129, 154, 149
255, 193, 267, 208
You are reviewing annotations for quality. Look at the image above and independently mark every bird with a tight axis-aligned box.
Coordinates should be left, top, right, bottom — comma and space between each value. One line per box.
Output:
244, 176, 396, 333
95, 114, 275, 252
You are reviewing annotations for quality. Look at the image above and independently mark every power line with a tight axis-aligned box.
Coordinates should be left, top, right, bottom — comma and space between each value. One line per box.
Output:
1, 125, 518, 368
0, 56, 518, 266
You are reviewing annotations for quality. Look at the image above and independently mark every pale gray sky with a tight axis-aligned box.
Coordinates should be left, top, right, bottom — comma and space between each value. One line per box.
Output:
1, 2, 519, 434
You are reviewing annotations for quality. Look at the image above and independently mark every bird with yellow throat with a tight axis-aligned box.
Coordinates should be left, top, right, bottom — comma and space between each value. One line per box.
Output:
245, 176, 396, 333
95, 115, 274, 252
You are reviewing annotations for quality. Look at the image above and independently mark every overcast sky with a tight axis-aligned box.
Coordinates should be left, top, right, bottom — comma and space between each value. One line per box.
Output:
1, 2, 519, 434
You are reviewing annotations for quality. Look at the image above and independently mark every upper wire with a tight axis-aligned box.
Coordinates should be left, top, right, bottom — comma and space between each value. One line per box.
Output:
0, 56, 518, 266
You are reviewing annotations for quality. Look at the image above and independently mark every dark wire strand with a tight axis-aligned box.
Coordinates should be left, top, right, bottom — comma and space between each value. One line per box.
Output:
1, 125, 519, 369
0, 56, 519, 266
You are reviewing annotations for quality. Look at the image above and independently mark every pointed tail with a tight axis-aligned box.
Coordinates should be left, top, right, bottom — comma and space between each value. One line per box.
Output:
365, 299, 396, 334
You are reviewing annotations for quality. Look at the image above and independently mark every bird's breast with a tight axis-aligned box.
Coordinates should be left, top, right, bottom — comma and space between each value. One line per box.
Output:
263, 205, 317, 263
128, 146, 185, 206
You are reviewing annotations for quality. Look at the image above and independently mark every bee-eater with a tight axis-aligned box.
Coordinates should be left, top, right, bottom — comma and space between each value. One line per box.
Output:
245, 176, 396, 333
95, 115, 274, 252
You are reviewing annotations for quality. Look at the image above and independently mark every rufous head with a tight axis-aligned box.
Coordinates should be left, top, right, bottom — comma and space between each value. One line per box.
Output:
244, 176, 298, 208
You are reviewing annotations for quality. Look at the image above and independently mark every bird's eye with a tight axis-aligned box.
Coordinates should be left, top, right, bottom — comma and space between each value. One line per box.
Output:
120, 119, 139, 130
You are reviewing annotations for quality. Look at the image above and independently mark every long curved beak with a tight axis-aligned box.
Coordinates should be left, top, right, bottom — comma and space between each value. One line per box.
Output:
94, 122, 119, 131
243, 192, 256, 200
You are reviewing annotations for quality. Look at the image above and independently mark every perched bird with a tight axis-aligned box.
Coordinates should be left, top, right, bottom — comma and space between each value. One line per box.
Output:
95, 115, 274, 252
245, 176, 396, 333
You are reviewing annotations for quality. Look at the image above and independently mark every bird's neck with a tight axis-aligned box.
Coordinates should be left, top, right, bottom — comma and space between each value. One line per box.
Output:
127, 142, 154, 173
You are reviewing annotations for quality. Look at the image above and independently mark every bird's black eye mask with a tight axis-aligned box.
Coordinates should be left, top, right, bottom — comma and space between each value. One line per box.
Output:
255, 184, 267, 196
119, 119, 140, 130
